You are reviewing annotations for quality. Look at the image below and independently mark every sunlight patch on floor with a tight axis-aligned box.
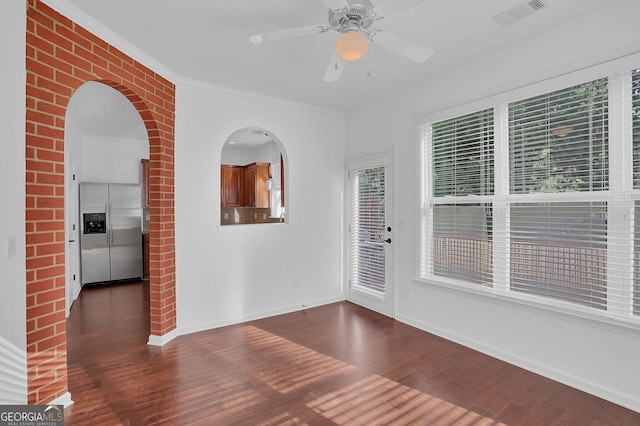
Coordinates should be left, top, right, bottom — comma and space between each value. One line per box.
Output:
306, 374, 507, 425
255, 411, 304, 426
242, 325, 505, 425
243, 325, 357, 393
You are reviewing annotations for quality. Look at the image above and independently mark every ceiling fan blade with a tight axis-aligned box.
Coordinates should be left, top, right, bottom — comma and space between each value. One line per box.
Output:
322, 0, 349, 11
249, 25, 328, 44
324, 52, 345, 82
370, 0, 429, 18
372, 29, 434, 63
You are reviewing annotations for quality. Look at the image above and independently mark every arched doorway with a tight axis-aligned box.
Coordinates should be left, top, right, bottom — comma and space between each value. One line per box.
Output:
25, 0, 176, 404
64, 81, 149, 312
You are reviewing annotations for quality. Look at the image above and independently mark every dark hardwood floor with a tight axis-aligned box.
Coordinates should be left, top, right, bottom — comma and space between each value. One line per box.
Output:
65, 281, 640, 425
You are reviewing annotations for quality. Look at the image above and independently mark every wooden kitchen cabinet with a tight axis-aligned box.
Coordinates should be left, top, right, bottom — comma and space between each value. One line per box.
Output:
245, 164, 256, 207
141, 159, 150, 207
221, 165, 244, 207
245, 162, 270, 208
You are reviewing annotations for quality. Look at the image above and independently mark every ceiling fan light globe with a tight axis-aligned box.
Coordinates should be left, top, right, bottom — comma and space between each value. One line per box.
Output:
335, 32, 369, 61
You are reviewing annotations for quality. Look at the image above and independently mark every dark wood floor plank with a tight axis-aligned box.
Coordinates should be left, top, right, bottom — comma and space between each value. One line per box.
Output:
64, 281, 640, 425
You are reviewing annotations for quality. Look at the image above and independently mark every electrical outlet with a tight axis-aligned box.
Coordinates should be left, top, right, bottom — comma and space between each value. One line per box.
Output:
6, 234, 16, 258
263, 213, 267, 219
224, 213, 229, 220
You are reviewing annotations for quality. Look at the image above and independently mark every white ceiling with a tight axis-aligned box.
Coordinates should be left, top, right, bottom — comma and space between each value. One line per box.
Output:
55, 0, 640, 111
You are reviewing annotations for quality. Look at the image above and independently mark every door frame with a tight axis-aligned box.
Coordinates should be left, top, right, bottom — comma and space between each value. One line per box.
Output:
345, 148, 396, 318
64, 152, 81, 316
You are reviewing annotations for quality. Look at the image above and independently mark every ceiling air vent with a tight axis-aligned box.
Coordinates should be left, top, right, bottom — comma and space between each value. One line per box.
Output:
492, 0, 549, 27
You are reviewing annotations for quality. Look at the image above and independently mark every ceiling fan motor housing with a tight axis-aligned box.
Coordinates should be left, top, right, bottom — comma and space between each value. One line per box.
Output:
328, 4, 376, 34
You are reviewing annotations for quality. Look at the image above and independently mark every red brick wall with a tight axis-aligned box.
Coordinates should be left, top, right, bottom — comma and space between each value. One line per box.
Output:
25, 0, 176, 404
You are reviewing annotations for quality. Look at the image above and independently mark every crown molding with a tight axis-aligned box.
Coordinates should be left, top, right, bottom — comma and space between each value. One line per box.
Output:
40, 0, 179, 83
177, 77, 345, 117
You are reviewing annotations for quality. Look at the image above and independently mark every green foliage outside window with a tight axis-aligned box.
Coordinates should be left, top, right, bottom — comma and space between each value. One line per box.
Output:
431, 109, 494, 197
509, 79, 609, 193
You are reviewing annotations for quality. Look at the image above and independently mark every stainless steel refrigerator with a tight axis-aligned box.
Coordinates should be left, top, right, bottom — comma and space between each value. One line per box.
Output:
80, 182, 143, 285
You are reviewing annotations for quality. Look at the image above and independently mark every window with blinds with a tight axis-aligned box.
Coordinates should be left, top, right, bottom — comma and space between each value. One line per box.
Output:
423, 108, 495, 286
419, 68, 640, 324
432, 204, 493, 286
633, 69, 640, 188
509, 79, 609, 194
351, 166, 386, 294
634, 69, 640, 315
507, 80, 610, 307
432, 109, 494, 197
510, 202, 607, 309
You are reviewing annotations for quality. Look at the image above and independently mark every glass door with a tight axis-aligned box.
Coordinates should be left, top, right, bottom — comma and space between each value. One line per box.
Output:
347, 150, 394, 317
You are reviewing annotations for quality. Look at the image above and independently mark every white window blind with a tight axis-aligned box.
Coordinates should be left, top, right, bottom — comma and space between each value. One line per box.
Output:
351, 166, 386, 294
506, 79, 613, 310
432, 204, 493, 286
432, 109, 495, 196
270, 161, 281, 191
419, 68, 640, 323
633, 69, 640, 188
509, 79, 609, 194
633, 69, 640, 315
422, 108, 495, 285
509, 202, 607, 309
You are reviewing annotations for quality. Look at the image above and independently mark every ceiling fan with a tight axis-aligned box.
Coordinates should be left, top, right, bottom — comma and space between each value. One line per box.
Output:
249, 0, 433, 82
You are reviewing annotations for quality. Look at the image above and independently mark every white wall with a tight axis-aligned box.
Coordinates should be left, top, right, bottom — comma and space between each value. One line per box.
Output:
345, 15, 640, 412
175, 83, 346, 333
221, 145, 271, 166
80, 135, 148, 184
0, 0, 28, 404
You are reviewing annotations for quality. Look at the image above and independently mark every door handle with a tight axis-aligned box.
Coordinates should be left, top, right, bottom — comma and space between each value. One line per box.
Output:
384, 238, 392, 244
68, 239, 76, 243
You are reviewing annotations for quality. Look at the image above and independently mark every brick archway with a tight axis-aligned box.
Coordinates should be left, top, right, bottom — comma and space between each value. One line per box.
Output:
26, 0, 176, 404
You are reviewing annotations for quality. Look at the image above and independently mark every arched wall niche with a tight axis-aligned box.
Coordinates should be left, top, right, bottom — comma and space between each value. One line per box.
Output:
220, 126, 289, 225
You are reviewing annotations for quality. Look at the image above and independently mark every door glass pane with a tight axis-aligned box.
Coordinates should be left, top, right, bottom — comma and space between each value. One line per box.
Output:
351, 166, 386, 294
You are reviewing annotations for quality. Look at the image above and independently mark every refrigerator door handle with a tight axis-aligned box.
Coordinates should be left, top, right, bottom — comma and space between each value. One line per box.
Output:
108, 202, 112, 245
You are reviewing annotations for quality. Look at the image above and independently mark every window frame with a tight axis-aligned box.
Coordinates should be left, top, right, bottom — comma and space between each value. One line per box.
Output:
415, 56, 640, 331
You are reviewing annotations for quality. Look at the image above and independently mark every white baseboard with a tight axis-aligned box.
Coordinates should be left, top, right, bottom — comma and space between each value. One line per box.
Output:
396, 313, 640, 414
147, 296, 344, 345
178, 296, 346, 337
65, 283, 83, 318
49, 391, 73, 408
147, 328, 180, 346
